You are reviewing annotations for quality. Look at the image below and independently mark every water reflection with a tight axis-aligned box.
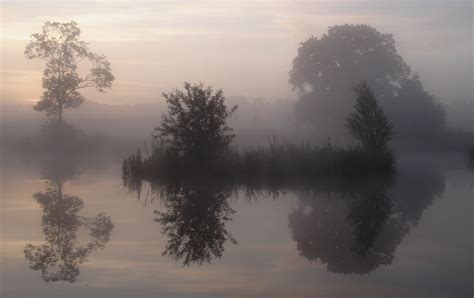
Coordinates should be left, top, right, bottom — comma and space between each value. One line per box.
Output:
289, 179, 407, 274
24, 156, 114, 283
347, 190, 395, 257
124, 162, 445, 273
289, 163, 445, 274
153, 182, 237, 265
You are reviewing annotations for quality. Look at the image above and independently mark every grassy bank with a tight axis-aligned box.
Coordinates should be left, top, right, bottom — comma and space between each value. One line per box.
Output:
122, 137, 396, 187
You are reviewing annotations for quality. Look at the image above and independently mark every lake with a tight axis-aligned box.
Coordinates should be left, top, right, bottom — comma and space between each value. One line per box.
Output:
1, 153, 472, 297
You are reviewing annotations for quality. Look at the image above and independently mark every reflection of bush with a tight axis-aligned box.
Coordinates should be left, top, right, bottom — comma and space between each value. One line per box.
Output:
153, 183, 236, 265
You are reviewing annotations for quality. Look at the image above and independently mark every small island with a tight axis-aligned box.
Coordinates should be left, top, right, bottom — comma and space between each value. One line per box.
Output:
123, 81, 396, 187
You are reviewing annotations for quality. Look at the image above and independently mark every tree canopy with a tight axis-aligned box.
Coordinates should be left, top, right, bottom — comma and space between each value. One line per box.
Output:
289, 24, 445, 137
25, 21, 114, 122
290, 24, 410, 98
155, 82, 237, 163
386, 74, 445, 136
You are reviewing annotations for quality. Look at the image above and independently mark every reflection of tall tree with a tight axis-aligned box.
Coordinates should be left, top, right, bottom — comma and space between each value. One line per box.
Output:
347, 190, 395, 257
289, 190, 407, 274
289, 165, 444, 274
24, 159, 113, 283
391, 162, 446, 225
154, 183, 236, 265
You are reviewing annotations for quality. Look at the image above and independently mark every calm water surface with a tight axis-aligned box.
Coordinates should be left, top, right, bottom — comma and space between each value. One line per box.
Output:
1, 154, 472, 297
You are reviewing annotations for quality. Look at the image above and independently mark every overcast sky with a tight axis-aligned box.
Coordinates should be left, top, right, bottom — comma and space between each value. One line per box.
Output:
1, 0, 472, 105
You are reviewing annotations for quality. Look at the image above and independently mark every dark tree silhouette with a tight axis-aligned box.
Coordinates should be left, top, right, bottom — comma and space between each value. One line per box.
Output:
24, 178, 113, 283
25, 21, 114, 122
346, 81, 395, 155
289, 24, 445, 136
154, 82, 237, 164
154, 183, 236, 265
386, 74, 446, 136
290, 24, 409, 97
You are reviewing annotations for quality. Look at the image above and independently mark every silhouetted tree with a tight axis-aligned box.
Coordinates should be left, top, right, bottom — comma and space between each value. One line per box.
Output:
154, 82, 237, 164
154, 183, 236, 265
289, 24, 445, 136
24, 176, 113, 282
386, 74, 445, 136
346, 82, 395, 155
25, 21, 114, 122
290, 25, 409, 97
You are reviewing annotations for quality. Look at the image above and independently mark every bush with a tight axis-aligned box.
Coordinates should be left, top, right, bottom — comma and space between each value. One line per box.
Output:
154, 82, 237, 165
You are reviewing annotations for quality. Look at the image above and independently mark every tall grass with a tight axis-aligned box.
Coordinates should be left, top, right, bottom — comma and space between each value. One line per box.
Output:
238, 136, 395, 177
122, 136, 396, 186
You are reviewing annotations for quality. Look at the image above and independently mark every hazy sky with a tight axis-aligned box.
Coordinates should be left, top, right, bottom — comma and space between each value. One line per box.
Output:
1, 0, 472, 105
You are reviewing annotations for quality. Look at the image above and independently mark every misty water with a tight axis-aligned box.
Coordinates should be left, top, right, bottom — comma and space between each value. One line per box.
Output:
1, 152, 472, 298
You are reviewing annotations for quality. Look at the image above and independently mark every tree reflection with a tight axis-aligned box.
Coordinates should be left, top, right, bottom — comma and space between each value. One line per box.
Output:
289, 185, 403, 273
24, 159, 114, 283
153, 182, 236, 265
347, 190, 395, 257
123, 162, 445, 272
289, 164, 445, 274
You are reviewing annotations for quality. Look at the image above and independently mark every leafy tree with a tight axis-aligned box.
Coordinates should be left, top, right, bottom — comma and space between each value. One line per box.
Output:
290, 24, 409, 98
25, 21, 114, 122
346, 82, 395, 155
386, 74, 445, 136
155, 82, 237, 163
289, 24, 445, 136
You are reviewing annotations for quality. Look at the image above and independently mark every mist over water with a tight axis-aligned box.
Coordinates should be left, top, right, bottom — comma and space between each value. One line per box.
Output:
1, 1, 473, 297
1, 146, 472, 297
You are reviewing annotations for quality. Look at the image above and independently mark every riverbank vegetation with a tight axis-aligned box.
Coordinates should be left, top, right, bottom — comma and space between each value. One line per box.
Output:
123, 81, 396, 184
